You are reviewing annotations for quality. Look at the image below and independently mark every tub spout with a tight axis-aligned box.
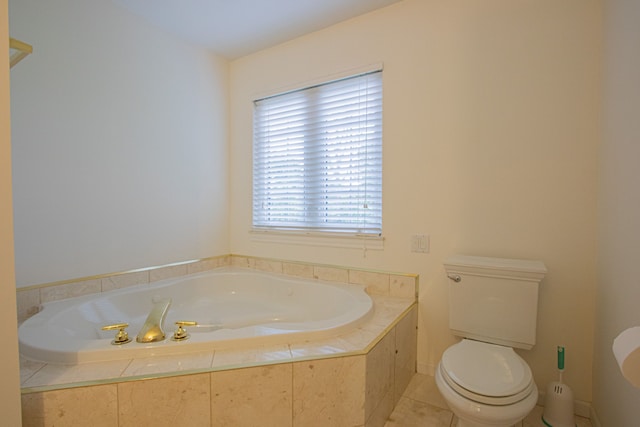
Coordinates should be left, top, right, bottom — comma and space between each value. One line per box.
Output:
136, 297, 172, 343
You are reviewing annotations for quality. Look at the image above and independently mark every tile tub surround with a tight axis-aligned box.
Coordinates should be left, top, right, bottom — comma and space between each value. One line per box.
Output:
18, 256, 418, 426
21, 304, 417, 427
16, 255, 231, 324
16, 254, 418, 324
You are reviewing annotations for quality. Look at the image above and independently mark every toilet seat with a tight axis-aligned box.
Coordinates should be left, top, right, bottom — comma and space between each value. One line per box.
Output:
440, 339, 534, 405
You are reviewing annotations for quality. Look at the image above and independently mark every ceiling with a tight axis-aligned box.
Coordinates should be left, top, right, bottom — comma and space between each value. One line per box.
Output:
111, 0, 403, 59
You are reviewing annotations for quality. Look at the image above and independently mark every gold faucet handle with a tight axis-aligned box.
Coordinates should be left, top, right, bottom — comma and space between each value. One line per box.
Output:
172, 321, 198, 341
176, 321, 198, 327
102, 323, 131, 345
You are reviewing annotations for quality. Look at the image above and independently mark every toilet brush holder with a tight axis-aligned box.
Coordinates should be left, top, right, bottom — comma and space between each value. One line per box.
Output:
542, 346, 576, 427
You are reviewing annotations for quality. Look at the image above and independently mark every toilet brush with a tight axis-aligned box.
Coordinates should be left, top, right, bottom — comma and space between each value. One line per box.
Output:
542, 346, 576, 427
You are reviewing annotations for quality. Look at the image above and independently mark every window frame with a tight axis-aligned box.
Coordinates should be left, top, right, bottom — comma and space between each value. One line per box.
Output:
251, 67, 383, 242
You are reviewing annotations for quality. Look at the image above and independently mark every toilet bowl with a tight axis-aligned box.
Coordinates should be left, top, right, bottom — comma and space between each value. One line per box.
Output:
435, 339, 538, 427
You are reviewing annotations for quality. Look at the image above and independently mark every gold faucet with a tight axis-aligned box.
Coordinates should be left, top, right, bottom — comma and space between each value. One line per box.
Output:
172, 320, 198, 341
102, 322, 131, 345
136, 297, 172, 343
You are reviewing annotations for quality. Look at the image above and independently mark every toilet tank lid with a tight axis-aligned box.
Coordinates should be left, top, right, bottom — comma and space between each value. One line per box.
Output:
444, 255, 547, 279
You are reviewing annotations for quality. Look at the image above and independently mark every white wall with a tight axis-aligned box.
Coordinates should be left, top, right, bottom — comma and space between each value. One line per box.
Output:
9, 0, 230, 286
229, 0, 601, 401
594, 0, 640, 424
2, 0, 24, 422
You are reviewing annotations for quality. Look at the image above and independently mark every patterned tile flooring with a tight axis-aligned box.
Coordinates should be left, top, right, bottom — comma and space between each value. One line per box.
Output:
385, 373, 592, 427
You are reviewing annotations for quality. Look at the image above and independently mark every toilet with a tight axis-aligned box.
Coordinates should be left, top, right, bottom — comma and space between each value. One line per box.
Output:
435, 255, 547, 427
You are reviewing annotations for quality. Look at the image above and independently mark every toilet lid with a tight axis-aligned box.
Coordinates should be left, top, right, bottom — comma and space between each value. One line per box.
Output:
441, 339, 533, 404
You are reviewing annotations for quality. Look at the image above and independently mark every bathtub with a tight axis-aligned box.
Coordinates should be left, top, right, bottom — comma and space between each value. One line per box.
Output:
19, 267, 373, 364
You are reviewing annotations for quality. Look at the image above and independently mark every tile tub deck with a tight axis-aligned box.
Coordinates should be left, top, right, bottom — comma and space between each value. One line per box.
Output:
18, 256, 418, 427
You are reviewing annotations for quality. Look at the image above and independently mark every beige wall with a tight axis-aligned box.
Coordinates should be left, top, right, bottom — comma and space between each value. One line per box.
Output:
9, 0, 230, 287
8, 0, 603, 413
594, 0, 640, 424
2, 0, 24, 423
230, 0, 601, 401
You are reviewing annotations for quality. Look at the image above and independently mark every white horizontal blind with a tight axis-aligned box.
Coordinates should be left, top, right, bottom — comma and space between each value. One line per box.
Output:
253, 70, 382, 235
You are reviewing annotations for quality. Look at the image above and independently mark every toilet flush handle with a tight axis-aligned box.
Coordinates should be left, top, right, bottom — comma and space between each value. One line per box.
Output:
447, 274, 461, 283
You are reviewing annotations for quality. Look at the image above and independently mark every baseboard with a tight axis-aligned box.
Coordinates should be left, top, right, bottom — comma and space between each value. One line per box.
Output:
417, 361, 435, 376
574, 399, 592, 419
589, 406, 602, 427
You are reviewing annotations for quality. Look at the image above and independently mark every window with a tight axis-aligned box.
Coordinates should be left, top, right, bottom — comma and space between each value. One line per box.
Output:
252, 70, 382, 236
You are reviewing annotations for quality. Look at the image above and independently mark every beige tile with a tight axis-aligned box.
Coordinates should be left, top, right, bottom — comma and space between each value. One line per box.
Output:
22, 384, 118, 427
122, 351, 213, 377
231, 256, 256, 269
149, 264, 189, 282
394, 306, 418, 404
19, 357, 45, 385
16, 288, 41, 324
366, 329, 395, 419
403, 373, 449, 411
523, 406, 545, 427
389, 274, 417, 299
576, 415, 593, 427
40, 279, 101, 303
211, 364, 293, 426
356, 315, 395, 347
289, 336, 361, 359
212, 344, 292, 369
367, 387, 395, 427
283, 262, 315, 278
118, 373, 210, 427
293, 355, 366, 427
22, 359, 131, 388
341, 324, 382, 350
255, 258, 283, 273
187, 257, 225, 273
384, 396, 453, 427
313, 266, 349, 283
101, 271, 149, 292
350, 270, 390, 295
366, 297, 414, 330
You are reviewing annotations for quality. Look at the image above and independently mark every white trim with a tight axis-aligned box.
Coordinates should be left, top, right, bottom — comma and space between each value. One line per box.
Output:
249, 229, 384, 250
417, 361, 436, 376
590, 406, 602, 427
574, 399, 592, 419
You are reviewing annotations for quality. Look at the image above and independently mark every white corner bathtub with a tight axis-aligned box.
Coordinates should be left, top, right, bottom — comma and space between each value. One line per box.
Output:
19, 267, 373, 364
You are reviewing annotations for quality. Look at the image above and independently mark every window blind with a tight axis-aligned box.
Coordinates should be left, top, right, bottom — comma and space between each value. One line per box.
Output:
253, 70, 382, 235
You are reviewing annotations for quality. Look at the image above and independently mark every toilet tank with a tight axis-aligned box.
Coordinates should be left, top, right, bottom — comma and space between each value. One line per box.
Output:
443, 255, 547, 350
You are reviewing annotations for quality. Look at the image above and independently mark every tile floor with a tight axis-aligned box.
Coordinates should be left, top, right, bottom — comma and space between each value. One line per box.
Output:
385, 373, 592, 427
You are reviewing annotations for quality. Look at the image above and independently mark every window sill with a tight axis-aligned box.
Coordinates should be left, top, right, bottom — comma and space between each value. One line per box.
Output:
249, 229, 384, 251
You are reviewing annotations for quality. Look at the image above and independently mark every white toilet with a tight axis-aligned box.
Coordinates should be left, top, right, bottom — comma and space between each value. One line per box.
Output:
435, 255, 547, 427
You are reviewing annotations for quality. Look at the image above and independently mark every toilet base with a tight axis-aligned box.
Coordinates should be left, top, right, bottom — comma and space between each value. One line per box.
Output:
453, 418, 521, 427
435, 362, 538, 427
